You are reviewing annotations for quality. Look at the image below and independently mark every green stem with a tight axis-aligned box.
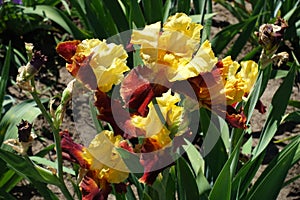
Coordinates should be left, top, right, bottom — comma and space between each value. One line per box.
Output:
30, 79, 72, 200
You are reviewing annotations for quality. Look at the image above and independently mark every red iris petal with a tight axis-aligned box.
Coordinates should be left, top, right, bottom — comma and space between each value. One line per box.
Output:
120, 66, 169, 117
56, 40, 81, 63
60, 130, 90, 168
80, 176, 110, 200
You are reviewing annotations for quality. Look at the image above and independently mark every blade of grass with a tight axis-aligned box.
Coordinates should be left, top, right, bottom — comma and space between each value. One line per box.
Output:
102, 0, 129, 32
253, 64, 296, 158
0, 42, 11, 120
246, 136, 299, 200
176, 157, 200, 200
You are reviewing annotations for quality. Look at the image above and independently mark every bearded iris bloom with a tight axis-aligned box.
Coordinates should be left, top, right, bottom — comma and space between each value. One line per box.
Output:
131, 13, 217, 82
56, 39, 129, 91
60, 130, 131, 200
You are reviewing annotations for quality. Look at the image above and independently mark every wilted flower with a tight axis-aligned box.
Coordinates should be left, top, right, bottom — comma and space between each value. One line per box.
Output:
3, 120, 34, 155
256, 18, 288, 55
16, 50, 47, 90
256, 17, 288, 68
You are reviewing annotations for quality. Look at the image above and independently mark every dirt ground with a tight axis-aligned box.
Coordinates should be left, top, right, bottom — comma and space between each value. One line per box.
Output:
5, 3, 300, 200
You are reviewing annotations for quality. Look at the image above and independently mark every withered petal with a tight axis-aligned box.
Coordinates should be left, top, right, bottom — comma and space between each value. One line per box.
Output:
255, 99, 267, 114
225, 105, 247, 129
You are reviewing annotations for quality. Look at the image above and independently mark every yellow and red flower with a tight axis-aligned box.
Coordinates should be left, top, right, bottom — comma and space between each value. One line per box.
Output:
56, 39, 129, 92
60, 130, 131, 200
131, 13, 217, 82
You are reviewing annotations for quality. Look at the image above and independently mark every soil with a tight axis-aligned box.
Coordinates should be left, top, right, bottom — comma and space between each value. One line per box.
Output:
4, 3, 300, 200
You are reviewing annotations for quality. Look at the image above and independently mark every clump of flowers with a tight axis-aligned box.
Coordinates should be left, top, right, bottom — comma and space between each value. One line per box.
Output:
56, 13, 258, 199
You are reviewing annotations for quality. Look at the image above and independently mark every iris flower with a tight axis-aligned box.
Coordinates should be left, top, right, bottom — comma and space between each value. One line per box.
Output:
131, 13, 217, 82
60, 130, 131, 200
56, 39, 129, 92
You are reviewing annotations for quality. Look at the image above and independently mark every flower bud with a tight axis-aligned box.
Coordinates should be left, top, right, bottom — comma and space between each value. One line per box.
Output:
54, 79, 75, 127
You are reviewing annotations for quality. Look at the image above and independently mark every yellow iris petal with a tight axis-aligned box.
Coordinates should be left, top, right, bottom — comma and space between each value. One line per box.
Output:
222, 58, 258, 104
239, 60, 258, 94
131, 90, 183, 148
86, 130, 129, 183
77, 39, 129, 92
131, 13, 211, 82
131, 22, 161, 66
174, 40, 217, 81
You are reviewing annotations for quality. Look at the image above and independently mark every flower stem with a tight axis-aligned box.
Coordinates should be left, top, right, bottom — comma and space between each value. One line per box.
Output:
30, 79, 72, 199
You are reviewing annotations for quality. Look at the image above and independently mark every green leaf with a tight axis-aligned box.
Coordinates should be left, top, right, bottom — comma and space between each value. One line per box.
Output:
253, 64, 296, 158
288, 100, 300, 109
141, 0, 163, 24
182, 139, 204, 176
0, 149, 61, 186
34, 144, 55, 157
176, 157, 200, 200
125, 184, 137, 200
0, 187, 16, 200
0, 42, 12, 120
203, 119, 228, 183
0, 169, 22, 192
30, 156, 75, 175
128, 174, 144, 199
227, 16, 259, 60
129, 0, 146, 27
102, 0, 129, 32
231, 154, 265, 199
208, 133, 244, 200
282, 111, 300, 123
244, 72, 262, 122
177, 0, 191, 14
165, 167, 176, 200
116, 147, 143, 173
211, 22, 246, 55
246, 136, 299, 199
20, 5, 89, 39
242, 136, 253, 155
270, 69, 289, 79
82, 1, 111, 38
162, 0, 172, 22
